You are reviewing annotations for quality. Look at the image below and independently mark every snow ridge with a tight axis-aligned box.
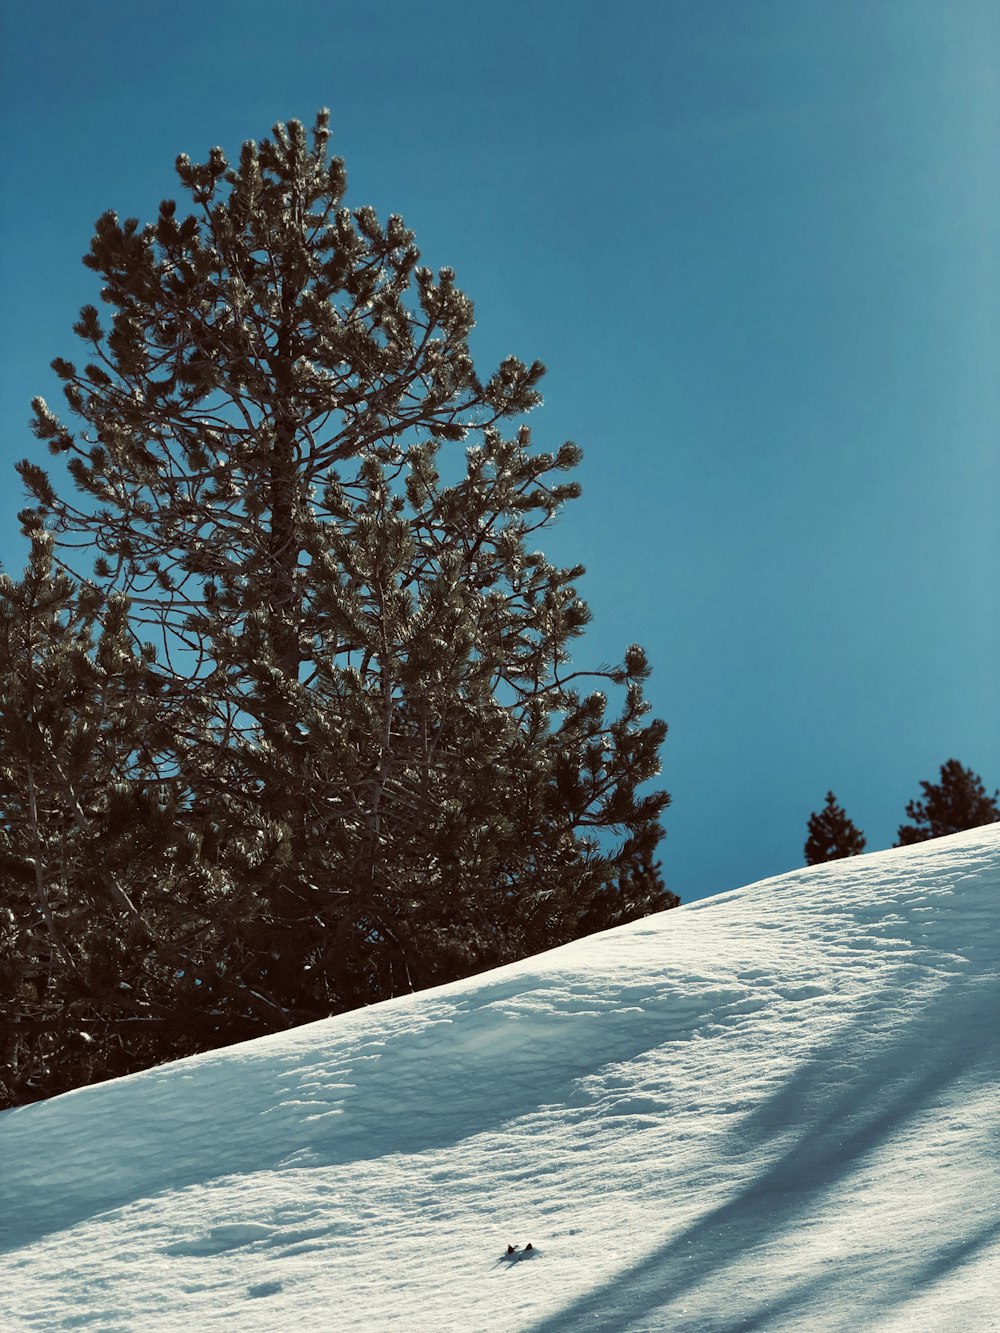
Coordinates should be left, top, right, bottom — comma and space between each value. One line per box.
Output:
2, 827, 998, 1331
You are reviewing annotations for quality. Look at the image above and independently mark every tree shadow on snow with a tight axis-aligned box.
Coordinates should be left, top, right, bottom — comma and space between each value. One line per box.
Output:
525, 974, 999, 1333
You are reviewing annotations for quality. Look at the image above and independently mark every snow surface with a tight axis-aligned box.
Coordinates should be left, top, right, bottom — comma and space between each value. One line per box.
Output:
2, 827, 999, 1332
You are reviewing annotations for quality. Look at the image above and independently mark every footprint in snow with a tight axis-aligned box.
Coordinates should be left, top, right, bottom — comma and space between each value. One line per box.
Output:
166, 1222, 276, 1256
248, 1280, 283, 1299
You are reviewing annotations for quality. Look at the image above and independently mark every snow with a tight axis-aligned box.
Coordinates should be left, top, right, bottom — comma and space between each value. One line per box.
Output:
2, 826, 998, 1331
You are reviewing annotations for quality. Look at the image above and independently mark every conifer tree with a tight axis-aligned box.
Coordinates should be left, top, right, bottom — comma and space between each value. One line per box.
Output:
0, 535, 272, 1104
895, 759, 999, 846
0, 535, 162, 1100
804, 791, 866, 864
578, 846, 680, 936
14, 111, 673, 1081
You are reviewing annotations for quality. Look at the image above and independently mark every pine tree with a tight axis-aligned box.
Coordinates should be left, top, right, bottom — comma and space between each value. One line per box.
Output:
577, 846, 680, 936
804, 791, 866, 864
0, 535, 269, 1105
895, 759, 1000, 846
0, 536, 162, 1100
14, 111, 674, 1084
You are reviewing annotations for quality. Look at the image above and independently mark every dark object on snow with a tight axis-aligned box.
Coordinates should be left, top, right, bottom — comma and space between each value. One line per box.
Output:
496, 1242, 538, 1268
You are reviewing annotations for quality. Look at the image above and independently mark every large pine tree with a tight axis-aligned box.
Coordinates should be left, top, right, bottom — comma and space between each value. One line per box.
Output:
895, 759, 999, 846
11, 112, 673, 1097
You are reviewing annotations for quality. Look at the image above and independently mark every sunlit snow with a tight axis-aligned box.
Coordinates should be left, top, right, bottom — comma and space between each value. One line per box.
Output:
2, 827, 998, 1331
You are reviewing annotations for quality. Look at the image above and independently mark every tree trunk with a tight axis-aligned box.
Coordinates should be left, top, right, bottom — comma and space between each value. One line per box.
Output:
267, 410, 301, 683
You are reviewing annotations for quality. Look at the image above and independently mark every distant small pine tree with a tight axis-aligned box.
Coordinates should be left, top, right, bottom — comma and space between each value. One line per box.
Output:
895, 759, 1000, 846
804, 791, 866, 864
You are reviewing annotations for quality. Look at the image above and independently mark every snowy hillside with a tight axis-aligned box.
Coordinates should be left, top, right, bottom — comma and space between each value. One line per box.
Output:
3, 828, 999, 1332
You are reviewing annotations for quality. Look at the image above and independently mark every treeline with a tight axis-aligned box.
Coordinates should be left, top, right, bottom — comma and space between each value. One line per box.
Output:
0, 113, 675, 1109
805, 760, 1000, 865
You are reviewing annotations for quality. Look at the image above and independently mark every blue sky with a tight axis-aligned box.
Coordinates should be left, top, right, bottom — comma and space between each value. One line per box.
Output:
1, 0, 997, 901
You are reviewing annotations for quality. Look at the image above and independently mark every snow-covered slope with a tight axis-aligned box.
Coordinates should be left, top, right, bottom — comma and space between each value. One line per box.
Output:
3, 828, 999, 1332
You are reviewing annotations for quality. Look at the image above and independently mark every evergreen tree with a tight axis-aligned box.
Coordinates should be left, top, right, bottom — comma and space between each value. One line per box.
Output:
804, 791, 866, 864
12, 111, 674, 1093
578, 846, 680, 936
895, 759, 999, 846
0, 535, 274, 1104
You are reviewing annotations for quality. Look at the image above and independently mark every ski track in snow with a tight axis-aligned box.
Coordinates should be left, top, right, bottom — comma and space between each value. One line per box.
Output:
2, 827, 998, 1331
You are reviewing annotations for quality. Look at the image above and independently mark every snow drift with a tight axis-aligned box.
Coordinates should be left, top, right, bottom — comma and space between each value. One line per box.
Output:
2, 827, 999, 1331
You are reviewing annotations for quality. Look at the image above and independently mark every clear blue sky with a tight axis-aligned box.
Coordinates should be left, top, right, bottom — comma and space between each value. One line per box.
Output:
1, 0, 997, 902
